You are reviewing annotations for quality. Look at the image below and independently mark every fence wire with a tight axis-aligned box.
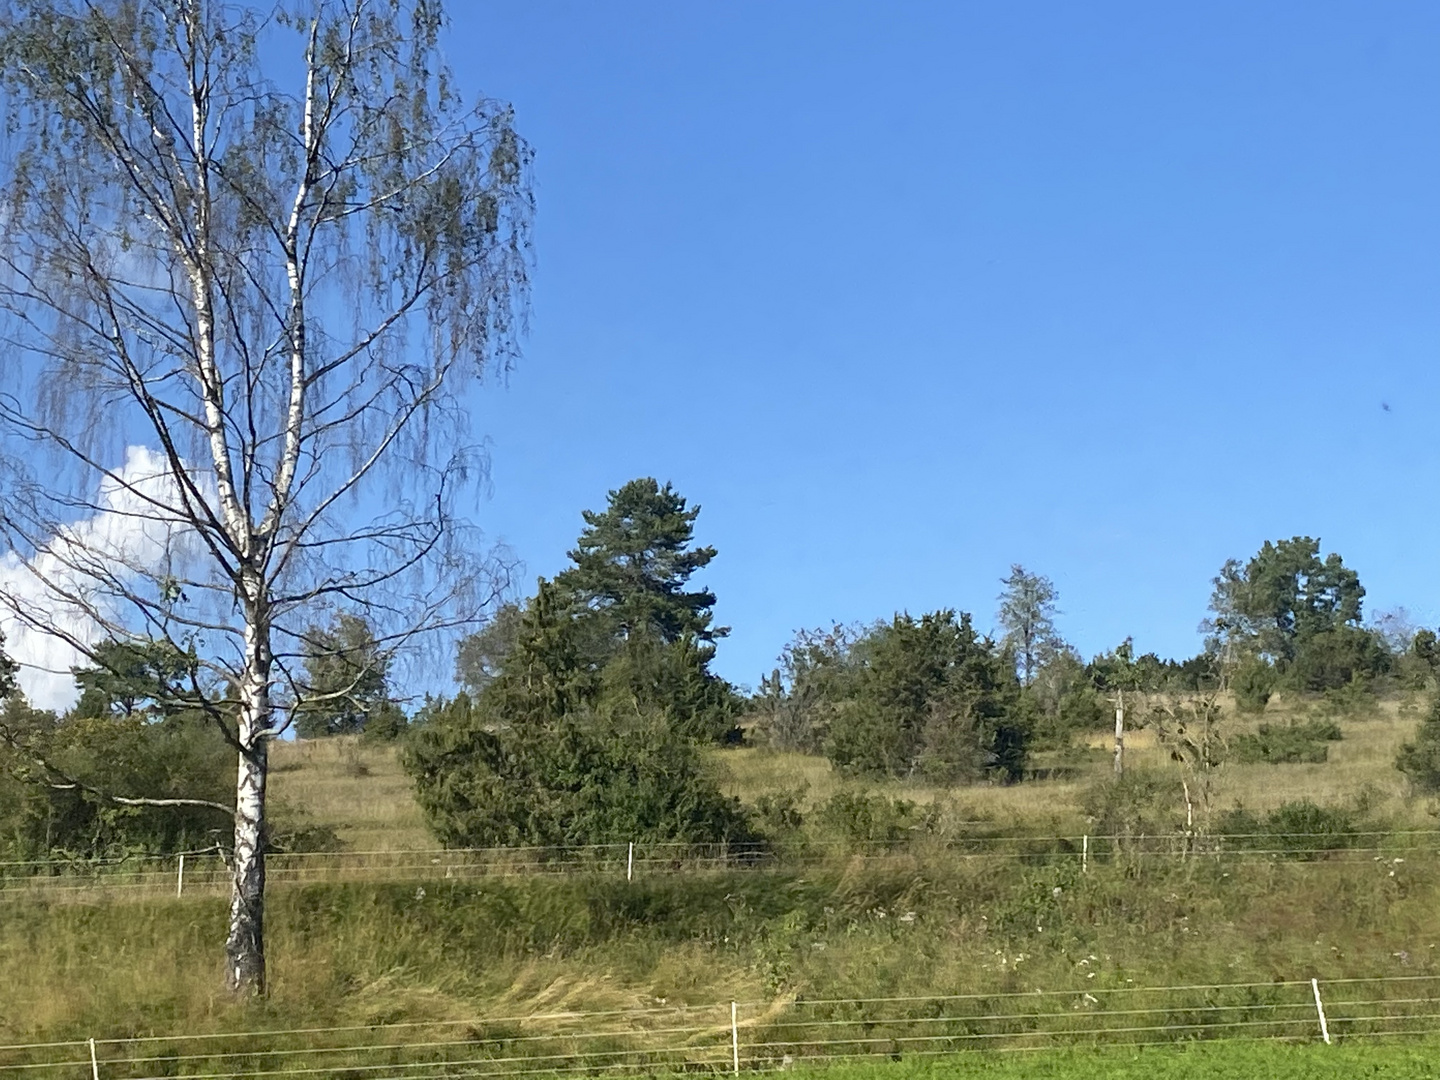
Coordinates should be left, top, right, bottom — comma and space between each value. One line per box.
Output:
2, 976, 1439, 1080
3, 830, 1438, 900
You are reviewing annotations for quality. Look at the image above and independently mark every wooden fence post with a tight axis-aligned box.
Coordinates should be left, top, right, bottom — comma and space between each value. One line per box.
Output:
1113, 691, 1125, 776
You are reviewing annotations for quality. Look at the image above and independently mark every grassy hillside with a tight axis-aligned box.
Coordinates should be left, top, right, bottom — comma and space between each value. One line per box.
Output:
3, 691, 1435, 1068
269, 690, 1432, 850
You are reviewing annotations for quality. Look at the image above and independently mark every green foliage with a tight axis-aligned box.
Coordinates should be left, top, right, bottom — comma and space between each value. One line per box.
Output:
0, 692, 232, 860
555, 477, 722, 645
1085, 639, 1201, 694
1414, 629, 1439, 670
406, 582, 754, 848
294, 614, 405, 739
1080, 771, 1178, 839
813, 790, 942, 847
1230, 655, 1275, 714
1207, 537, 1387, 692
754, 624, 862, 752
488, 477, 743, 745
1230, 719, 1342, 765
823, 611, 1025, 783
0, 639, 237, 859
1395, 696, 1440, 793
750, 786, 807, 842
598, 631, 740, 743
1217, 800, 1365, 858
70, 638, 209, 721
0, 630, 18, 701
1286, 624, 1391, 692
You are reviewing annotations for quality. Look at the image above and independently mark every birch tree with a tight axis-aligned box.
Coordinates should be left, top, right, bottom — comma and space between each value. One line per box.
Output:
0, 0, 530, 995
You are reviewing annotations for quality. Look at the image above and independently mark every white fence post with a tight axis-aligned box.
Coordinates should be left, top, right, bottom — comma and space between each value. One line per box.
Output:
89, 1038, 99, 1080
627, 842, 634, 883
176, 854, 185, 898
731, 1001, 740, 1074
1311, 977, 1332, 1044
1082, 835, 1088, 875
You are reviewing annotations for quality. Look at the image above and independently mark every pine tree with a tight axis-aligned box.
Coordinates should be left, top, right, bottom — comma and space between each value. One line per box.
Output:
556, 479, 724, 644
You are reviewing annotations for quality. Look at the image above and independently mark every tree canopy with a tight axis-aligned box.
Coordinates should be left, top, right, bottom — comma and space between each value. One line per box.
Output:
555, 478, 723, 644
1207, 537, 1387, 690
406, 580, 752, 848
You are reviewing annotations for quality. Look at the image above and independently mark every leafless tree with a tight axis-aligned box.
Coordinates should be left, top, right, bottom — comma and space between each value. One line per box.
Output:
0, 0, 531, 995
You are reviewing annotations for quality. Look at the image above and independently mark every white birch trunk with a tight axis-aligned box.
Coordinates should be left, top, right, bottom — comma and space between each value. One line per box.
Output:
225, 582, 271, 994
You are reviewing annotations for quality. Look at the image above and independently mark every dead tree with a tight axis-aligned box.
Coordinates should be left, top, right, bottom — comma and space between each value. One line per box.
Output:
0, 0, 530, 994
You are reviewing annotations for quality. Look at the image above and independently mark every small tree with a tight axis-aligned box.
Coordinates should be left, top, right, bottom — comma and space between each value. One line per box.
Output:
1146, 690, 1225, 848
754, 624, 862, 753
825, 611, 1024, 782
996, 565, 1061, 687
405, 581, 753, 848
1396, 697, 1440, 794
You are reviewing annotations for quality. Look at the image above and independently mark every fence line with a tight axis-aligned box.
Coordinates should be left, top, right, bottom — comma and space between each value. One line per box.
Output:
3, 830, 1437, 899
5, 828, 1438, 869
3, 976, 1440, 1078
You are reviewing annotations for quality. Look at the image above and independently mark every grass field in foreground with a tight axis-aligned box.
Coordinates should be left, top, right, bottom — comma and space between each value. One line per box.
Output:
788, 1040, 1440, 1079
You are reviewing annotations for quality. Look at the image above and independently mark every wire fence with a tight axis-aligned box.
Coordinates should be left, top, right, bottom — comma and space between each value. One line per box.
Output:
1, 829, 1437, 900
3, 975, 1439, 1079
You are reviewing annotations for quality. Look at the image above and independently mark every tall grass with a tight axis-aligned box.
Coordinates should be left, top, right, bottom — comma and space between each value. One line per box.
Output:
4, 693, 1426, 1052
5, 848, 1439, 1043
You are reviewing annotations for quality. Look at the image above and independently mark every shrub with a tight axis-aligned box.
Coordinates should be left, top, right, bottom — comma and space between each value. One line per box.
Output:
1231, 657, 1275, 714
1396, 696, 1440, 793
824, 611, 1026, 783
405, 696, 756, 849
1230, 719, 1342, 765
813, 790, 941, 847
1080, 771, 1177, 840
1218, 800, 1364, 859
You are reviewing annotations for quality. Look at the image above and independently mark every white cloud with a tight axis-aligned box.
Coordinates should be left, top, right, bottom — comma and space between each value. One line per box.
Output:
0, 446, 199, 712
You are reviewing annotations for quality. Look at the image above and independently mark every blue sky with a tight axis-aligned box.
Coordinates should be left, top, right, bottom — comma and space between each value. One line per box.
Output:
443, 1, 1440, 690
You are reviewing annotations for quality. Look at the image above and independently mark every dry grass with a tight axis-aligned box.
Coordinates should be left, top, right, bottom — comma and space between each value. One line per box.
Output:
269, 737, 434, 851
266, 693, 1433, 854
717, 691, 1432, 833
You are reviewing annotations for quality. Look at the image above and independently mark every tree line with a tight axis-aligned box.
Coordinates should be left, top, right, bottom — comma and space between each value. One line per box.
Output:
9, 475, 1437, 870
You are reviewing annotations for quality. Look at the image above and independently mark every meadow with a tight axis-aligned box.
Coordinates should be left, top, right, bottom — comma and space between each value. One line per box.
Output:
3, 690, 1438, 1078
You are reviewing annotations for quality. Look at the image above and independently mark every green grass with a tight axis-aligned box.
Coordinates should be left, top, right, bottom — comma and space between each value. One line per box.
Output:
4, 690, 1436, 1079
5, 854, 1440, 1042
787, 1041, 1440, 1079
